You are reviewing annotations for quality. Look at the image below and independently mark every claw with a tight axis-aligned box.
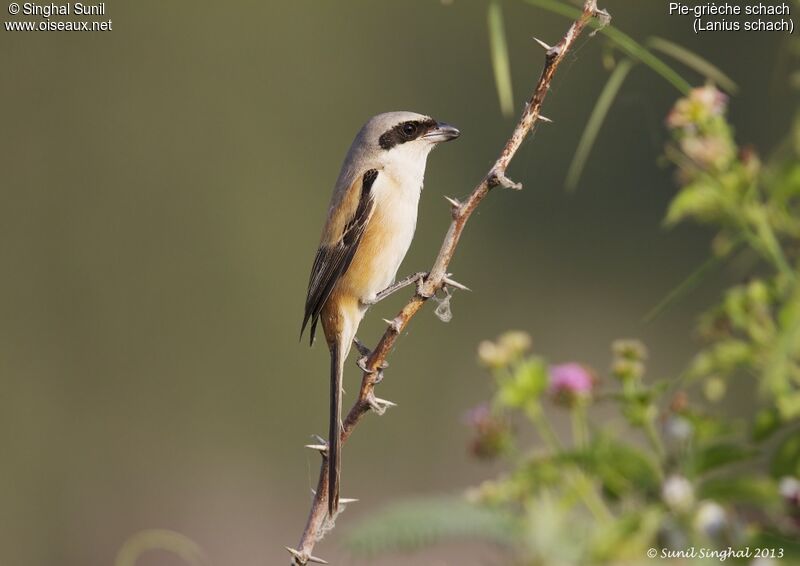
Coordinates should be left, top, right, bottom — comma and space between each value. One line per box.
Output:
416, 275, 434, 299
353, 337, 371, 357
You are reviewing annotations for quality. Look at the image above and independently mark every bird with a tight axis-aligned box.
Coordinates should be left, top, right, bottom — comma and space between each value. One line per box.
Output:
301, 111, 460, 516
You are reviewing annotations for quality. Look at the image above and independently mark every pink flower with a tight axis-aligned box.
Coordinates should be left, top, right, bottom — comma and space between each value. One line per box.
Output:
549, 363, 594, 406
666, 85, 728, 130
463, 403, 511, 460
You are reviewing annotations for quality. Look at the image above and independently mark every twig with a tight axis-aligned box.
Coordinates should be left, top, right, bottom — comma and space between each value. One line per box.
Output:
288, 2, 610, 563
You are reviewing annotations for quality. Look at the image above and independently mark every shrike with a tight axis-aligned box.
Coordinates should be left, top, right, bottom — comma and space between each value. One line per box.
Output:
301, 111, 460, 515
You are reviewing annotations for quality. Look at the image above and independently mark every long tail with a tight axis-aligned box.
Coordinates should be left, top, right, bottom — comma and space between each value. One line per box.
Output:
328, 340, 343, 516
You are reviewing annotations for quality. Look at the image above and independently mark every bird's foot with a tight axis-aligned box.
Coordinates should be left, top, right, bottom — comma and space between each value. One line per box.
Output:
363, 271, 429, 306
353, 337, 388, 374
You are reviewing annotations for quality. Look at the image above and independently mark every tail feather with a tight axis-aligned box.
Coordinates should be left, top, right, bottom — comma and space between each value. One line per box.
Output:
328, 341, 342, 516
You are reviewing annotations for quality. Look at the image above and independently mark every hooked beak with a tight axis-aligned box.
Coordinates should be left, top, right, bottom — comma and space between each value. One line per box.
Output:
423, 121, 461, 143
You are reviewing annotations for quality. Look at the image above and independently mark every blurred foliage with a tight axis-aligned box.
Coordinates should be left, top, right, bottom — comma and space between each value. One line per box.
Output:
488, 0, 515, 117
345, 85, 800, 564
114, 529, 209, 566
344, 497, 517, 557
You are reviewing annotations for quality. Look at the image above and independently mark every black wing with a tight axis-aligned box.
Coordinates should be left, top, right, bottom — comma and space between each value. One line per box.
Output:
301, 169, 378, 345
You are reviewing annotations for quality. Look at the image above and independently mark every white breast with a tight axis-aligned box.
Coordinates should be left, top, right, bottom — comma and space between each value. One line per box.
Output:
365, 167, 423, 296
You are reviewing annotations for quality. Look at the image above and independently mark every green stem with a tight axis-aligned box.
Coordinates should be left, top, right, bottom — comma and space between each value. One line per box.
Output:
570, 403, 589, 449
526, 402, 562, 451
644, 414, 666, 468
569, 470, 614, 523
752, 210, 796, 282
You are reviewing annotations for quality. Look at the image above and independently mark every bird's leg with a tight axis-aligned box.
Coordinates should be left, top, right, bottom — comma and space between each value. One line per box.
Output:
353, 337, 388, 378
362, 271, 429, 306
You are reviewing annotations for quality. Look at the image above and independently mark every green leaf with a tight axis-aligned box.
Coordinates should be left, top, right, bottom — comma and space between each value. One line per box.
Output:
488, 1, 514, 117
698, 476, 779, 505
590, 508, 663, 562
687, 339, 753, 378
752, 407, 783, 442
552, 437, 661, 499
591, 437, 661, 498
496, 357, 548, 408
771, 430, 800, 478
665, 183, 727, 226
647, 37, 738, 94
566, 59, 633, 192
777, 392, 800, 420
523, 0, 691, 94
344, 497, 517, 557
691, 442, 758, 476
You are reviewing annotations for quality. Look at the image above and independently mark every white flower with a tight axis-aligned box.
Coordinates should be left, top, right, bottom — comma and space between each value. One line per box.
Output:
662, 475, 695, 512
693, 500, 726, 536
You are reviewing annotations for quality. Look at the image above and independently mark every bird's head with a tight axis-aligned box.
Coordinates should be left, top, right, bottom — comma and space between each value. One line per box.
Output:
355, 111, 460, 167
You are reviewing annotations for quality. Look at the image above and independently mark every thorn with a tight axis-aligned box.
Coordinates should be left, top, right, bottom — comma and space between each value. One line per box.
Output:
538, 115, 554, 123
368, 394, 397, 415
443, 276, 471, 292
339, 497, 359, 504
285, 546, 301, 556
383, 317, 402, 332
305, 435, 328, 454
592, 8, 612, 33
497, 174, 523, 190
532, 36, 552, 50
307, 555, 329, 565
285, 547, 305, 563
444, 195, 461, 208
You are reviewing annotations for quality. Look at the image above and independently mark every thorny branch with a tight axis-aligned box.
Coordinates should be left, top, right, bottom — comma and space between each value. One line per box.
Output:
287, 2, 610, 563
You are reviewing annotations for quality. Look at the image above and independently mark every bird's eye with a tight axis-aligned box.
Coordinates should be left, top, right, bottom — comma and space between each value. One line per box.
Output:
401, 122, 418, 137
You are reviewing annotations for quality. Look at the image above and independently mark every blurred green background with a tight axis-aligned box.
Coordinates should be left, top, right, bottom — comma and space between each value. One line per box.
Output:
0, 1, 795, 564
